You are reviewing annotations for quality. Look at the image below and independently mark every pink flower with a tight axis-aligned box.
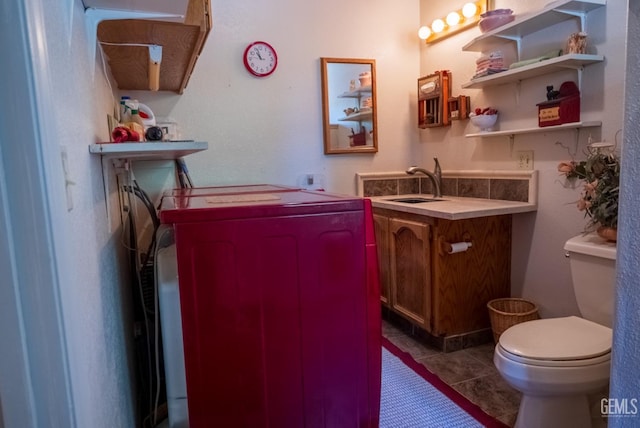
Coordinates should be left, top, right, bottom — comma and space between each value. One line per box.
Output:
576, 198, 591, 211
557, 161, 575, 175
583, 180, 598, 198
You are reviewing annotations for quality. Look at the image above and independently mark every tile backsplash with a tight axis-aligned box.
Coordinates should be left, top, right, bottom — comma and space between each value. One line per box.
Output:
357, 170, 537, 204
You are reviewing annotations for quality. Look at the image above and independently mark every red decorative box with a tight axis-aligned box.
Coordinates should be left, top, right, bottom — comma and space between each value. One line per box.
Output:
537, 81, 580, 127
349, 128, 367, 146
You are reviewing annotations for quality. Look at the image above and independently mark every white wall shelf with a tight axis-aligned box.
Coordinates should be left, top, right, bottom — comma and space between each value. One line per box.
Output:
338, 110, 373, 122
89, 141, 208, 160
89, 141, 208, 233
465, 120, 601, 138
462, 54, 604, 89
462, 0, 606, 56
337, 86, 372, 98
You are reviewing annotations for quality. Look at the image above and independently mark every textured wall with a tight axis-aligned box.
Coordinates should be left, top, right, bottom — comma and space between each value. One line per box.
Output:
38, 0, 136, 426
610, 2, 640, 422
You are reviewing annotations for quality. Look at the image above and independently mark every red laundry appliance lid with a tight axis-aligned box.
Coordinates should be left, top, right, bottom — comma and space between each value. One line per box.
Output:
159, 188, 365, 224
164, 184, 300, 198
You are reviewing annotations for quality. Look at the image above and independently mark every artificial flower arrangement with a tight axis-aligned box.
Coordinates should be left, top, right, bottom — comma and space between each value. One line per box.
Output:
557, 142, 620, 239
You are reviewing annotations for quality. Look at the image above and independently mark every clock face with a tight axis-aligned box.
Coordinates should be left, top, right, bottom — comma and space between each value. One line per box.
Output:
243, 41, 278, 77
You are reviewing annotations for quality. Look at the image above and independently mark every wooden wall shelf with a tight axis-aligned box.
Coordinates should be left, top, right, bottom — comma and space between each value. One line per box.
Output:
97, 0, 211, 94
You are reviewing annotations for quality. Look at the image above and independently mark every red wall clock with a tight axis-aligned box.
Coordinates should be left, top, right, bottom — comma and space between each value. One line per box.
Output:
243, 41, 278, 77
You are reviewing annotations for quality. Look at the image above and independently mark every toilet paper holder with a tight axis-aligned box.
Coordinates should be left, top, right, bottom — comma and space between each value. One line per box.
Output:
439, 232, 472, 256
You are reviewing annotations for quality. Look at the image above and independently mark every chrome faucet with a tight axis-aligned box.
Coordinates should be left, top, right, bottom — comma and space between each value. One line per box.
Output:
433, 157, 442, 187
406, 157, 442, 198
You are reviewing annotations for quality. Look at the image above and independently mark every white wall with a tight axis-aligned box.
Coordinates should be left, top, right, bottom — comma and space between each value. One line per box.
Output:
418, 0, 627, 318
52, 1, 136, 423
3, 0, 137, 426
125, 0, 422, 195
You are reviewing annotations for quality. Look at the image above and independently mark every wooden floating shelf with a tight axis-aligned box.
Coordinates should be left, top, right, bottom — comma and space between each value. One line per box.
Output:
97, 0, 211, 94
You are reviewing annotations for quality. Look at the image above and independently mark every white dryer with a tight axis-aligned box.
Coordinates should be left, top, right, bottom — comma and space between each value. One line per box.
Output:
156, 229, 188, 428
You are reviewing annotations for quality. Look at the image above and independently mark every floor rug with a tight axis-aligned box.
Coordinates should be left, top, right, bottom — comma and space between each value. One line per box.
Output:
381, 337, 509, 428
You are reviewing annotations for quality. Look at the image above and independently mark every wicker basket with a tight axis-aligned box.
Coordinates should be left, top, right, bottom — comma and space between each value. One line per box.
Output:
487, 298, 540, 343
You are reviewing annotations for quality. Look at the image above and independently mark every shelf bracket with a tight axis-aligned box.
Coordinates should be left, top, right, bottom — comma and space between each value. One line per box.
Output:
554, 9, 589, 33
492, 35, 522, 60
577, 66, 584, 91
84, 8, 184, 79
574, 127, 582, 156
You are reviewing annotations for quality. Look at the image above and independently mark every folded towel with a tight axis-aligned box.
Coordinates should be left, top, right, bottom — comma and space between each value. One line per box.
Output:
476, 59, 505, 70
508, 49, 564, 69
472, 68, 509, 79
476, 50, 504, 63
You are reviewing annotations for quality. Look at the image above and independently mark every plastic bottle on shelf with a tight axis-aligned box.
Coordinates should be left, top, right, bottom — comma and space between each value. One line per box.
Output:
130, 108, 145, 127
119, 95, 131, 123
137, 103, 156, 127
124, 99, 145, 141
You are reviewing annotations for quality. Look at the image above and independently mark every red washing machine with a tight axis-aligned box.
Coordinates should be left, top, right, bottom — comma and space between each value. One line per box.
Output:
159, 185, 381, 428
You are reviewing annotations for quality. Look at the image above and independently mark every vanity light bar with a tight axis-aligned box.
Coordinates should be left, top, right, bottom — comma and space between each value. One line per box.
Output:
418, 0, 489, 44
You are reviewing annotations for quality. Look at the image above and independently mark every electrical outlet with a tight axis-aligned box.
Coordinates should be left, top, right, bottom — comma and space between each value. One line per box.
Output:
517, 150, 534, 170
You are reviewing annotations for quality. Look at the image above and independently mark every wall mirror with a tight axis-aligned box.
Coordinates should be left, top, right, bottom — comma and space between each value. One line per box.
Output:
321, 58, 378, 154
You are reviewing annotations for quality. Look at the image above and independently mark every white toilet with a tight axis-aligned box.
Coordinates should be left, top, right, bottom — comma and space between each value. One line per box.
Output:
494, 233, 616, 428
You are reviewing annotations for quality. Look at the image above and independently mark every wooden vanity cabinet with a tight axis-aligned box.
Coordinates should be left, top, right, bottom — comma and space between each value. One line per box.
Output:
432, 214, 511, 335
388, 218, 432, 330
374, 208, 511, 337
372, 213, 391, 306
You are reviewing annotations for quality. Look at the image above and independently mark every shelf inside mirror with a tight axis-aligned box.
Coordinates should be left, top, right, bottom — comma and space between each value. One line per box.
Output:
338, 109, 373, 122
338, 86, 372, 98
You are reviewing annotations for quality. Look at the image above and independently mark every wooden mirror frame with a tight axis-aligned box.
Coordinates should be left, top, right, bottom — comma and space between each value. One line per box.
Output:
321, 58, 378, 154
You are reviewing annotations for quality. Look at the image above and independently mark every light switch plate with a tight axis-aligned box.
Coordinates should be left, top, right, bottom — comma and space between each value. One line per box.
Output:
517, 150, 534, 170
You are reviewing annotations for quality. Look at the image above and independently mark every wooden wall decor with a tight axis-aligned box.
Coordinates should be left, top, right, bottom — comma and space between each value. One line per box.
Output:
418, 70, 451, 128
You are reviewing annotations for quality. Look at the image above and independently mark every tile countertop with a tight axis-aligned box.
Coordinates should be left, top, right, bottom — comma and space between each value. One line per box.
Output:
368, 194, 537, 220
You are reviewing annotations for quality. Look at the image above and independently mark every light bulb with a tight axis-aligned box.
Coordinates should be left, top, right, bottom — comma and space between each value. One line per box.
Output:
462, 2, 478, 18
431, 18, 446, 33
418, 26, 432, 40
446, 11, 461, 26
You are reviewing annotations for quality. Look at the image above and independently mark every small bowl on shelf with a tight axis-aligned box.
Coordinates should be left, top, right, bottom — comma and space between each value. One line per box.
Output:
469, 114, 498, 132
479, 9, 515, 33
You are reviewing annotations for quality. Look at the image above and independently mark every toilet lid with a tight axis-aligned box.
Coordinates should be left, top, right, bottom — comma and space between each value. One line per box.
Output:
499, 316, 612, 361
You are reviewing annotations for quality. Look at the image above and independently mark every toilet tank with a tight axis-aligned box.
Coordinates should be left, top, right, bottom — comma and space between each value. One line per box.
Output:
565, 233, 616, 328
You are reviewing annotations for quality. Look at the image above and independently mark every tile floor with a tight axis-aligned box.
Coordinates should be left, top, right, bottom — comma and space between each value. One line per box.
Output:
382, 319, 522, 427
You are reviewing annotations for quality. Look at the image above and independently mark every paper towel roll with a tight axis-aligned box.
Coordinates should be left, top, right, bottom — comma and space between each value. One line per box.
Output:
448, 242, 472, 254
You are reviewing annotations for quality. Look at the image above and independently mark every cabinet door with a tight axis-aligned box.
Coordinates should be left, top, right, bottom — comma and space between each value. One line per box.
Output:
432, 215, 512, 335
373, 213, 391, 306
389, 218, 432, 330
